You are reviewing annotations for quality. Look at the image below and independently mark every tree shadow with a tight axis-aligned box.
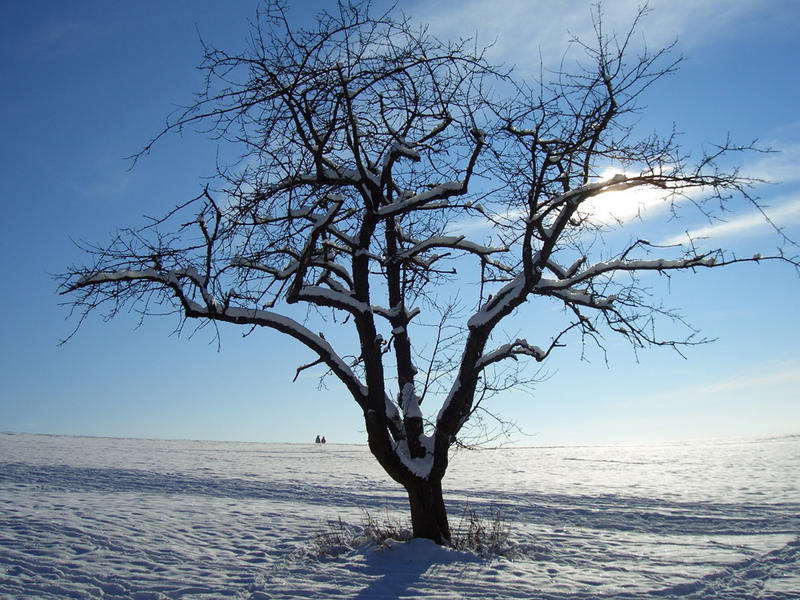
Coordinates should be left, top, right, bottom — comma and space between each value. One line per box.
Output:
350, 539, 480, 600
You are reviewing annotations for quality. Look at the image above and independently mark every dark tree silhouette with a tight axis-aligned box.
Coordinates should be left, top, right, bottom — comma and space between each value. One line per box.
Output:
60, 1, 797, 542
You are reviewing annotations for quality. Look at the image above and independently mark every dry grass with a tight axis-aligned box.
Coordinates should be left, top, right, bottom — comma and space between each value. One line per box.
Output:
311, 506, 513, 558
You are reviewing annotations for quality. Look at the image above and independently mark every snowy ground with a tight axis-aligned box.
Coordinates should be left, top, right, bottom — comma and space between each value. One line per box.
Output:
1, 432, 798, 599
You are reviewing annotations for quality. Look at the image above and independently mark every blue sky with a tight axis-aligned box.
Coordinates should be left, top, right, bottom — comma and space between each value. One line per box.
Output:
1, 0, 798, 446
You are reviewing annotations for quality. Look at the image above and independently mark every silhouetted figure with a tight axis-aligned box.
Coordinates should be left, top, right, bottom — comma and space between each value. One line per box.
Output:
321, 436, 326, 444
315, 435, 321, 443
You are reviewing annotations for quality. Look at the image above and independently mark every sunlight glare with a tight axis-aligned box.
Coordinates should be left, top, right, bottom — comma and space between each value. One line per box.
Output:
579, 168, 673, 226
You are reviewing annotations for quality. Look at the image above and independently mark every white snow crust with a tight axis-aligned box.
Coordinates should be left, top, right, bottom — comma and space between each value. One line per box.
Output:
391, 438, 435, 479
1, 432, 798, 599
400, 383, 422, 419
377, 181, 463, 217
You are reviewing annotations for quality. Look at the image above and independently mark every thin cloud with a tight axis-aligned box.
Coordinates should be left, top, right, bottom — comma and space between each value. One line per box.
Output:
681, 367, 800, 397
743, 143, 800, 184
407, 0, 772, 73
660, 195, 800, 246
640, 361, 800, 406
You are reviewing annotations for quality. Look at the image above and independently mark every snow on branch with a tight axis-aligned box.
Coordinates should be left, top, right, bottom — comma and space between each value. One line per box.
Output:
536, 254, 718, 294
467, 273, 528, 330
476, 339, 547, 371
376, 181, 466, 217
295, 285, 371, 314
377, 128, 487, 218
372, 304, 421, 322
382, 139, 421, 168
287, 196, 345, 300
398, 235, 508, 261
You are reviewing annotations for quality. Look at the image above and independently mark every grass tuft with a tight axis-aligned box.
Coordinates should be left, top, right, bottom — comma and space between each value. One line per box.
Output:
450, 507, 513, 557
311, 506, 514, 558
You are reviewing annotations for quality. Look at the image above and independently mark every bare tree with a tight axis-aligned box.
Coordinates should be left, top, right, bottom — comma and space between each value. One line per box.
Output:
60, 1, 797, 543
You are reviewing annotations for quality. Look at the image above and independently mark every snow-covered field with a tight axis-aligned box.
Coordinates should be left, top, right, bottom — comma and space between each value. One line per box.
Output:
1, 432, 798, 599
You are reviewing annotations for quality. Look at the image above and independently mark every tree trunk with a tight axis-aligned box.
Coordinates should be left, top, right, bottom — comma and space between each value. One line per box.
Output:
406, 478, 451, 544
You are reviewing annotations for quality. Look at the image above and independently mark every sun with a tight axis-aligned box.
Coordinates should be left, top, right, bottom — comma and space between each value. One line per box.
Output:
580, 168, 673, 226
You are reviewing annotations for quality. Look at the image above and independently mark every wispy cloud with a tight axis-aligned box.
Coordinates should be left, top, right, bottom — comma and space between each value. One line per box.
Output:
640, 361, 800, 406
679, 367, 800, 397
660, 195, 800, 246
743, 143, 800, 185
407, 0, 771, 73
404, 0, 796, 240
577, 142, 800, 239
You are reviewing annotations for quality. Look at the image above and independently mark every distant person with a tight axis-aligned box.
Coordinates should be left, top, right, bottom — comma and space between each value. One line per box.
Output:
315, 435, 321, 444
321, 436, 326, 444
